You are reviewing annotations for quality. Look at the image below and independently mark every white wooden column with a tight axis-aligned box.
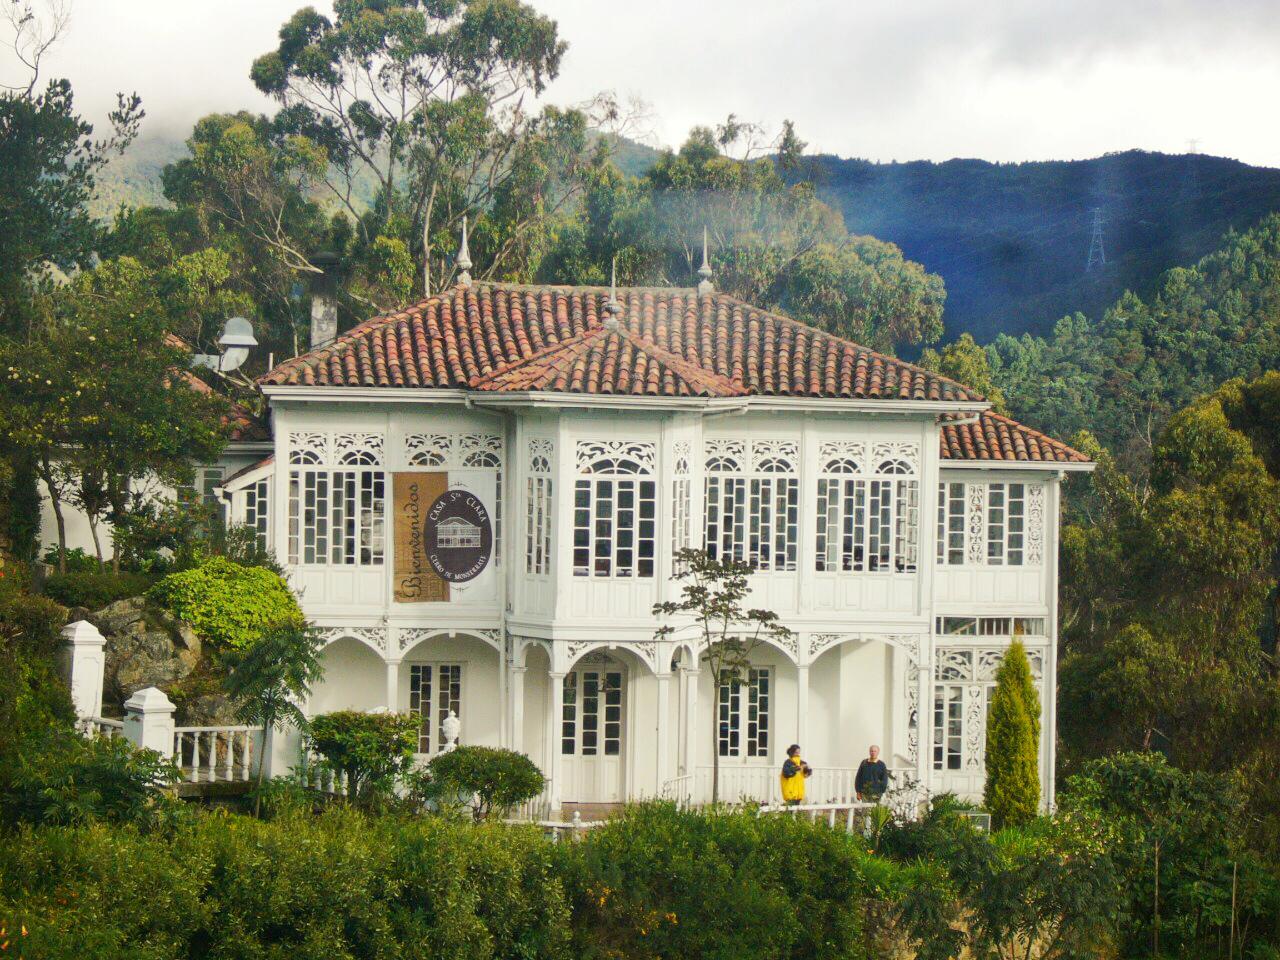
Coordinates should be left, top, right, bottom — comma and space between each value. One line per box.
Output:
683, 666, 699, 779
547, 670, 565, 810
655, 672, 672, 793
796, 662, 811, 754
916, 636, 932, 789
510, 666, 526, 753
497, 647, 508, 747
384, 659, 400, 711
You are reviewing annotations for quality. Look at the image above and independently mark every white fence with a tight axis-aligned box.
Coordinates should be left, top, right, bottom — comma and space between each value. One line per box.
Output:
663, 765, 920, 809
172, 726, 259, 784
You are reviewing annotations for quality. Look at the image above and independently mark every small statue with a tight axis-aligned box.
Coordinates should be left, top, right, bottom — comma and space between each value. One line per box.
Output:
441, 710, 461, 753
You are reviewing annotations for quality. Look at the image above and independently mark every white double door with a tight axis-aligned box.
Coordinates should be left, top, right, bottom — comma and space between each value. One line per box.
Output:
560, 660, 626, 803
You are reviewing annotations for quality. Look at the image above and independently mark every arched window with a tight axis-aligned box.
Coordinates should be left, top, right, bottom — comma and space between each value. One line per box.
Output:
815, 451, 918, 573
704, 440, 799, 572
287, 433, 385, 567
573, 442, 656, 578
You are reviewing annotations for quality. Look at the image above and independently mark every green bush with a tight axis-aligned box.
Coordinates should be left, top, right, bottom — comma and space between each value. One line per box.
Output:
0, 588, 73, 789
418, 746, 546, 820
40, 545, 100, 573
0, 808, 572, 960
555, 802, 959, 960
43, 570, 155, 609
147, 556, 301, 650
307, 710, 419, 806
2, 731, 180, 829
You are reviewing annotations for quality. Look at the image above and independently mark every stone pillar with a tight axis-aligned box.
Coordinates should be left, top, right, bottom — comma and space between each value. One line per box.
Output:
510, 666, 526, 753
384, 659, 401, 712
655, 672, 671, 793
547, 671, 565, 811
123, 686, 176, 757
60, 620, 106, 723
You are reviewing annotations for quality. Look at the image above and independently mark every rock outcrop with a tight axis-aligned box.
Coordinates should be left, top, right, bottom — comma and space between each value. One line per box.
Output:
88, 597, 237, 725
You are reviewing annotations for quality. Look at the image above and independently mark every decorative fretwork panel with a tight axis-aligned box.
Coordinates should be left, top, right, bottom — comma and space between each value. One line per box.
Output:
334, 433, 385, 465
288, 432, 329, 465
404, 433, 502, 468
576, 440, 656, 475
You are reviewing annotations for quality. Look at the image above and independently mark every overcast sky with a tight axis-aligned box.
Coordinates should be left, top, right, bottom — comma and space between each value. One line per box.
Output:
11, 0, 1280, 166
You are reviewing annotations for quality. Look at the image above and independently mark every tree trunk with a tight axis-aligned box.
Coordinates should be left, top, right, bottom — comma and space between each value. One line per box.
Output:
39, 457, 67, 573
1153, 840, 1161, 958
87, 515, 104, 570
253, 718, 270, 818
711, 701, 720, 805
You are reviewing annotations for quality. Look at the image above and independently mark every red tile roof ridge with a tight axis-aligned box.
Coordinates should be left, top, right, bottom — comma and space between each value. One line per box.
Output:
939, 410, 1092, 464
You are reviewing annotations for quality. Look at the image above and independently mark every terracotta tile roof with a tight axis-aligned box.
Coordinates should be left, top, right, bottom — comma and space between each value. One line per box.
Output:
470, 323, 748, 397
260, 284, 979, 402
940, 412, 1091, 465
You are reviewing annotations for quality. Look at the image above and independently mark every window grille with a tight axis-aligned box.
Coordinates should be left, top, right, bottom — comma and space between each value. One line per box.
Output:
705, 448, 798, 571
937, 482, 966, 565
561, 670, 622, 755
718, 668, 771, 758
933, 685, 964, 771
814, 457, 918, 573
287, 435, 385, 566
572, 449, 655, 578
245, 478, 270, 549
408, 663, 464, 754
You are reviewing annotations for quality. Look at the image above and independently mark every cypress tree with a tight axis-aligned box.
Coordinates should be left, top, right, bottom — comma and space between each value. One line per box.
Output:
984, 639, 1041, 828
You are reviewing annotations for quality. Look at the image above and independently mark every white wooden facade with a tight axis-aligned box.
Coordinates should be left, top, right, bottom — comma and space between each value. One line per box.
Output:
230, 389, 1087, 809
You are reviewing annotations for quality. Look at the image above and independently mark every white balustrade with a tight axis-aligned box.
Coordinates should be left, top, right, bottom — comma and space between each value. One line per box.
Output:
172, 726, 259, 783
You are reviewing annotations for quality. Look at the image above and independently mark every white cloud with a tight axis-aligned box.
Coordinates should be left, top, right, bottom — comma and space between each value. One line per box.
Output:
14, 0, 1280, 166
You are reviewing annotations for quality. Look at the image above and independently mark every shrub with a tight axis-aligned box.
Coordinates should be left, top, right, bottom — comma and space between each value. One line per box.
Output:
40, 545, 99, 573
984, 639, 1041, 828
419, 746, 545, 820
556, 802, 957, 960
42, 570, 155, 609
307, 710, 418, 805
147, 556, 301, 650
2, 731, 180, 829
0, 588, 73, 787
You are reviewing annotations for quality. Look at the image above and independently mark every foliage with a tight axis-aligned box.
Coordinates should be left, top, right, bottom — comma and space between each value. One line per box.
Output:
40, 545, 97, 573
307, 710, 419, 806
109, 497, 218, 574
984, 640, 1041, 829
0, 586, 73, 797
1063, 752, 1280, 958
2, 731, 179, 829
147, 556, 302, 650
251, 0, 594, 307
0, 808, 571, 959
919, 332, 1008, 414
654, 548, 793, 803
42, 571, 155, 610
555, 802, 961, 960
0, 255, 231, 570
222, 622, 326, 813
1056, 375, 1280, 858
989, 213, 1280, 472
0, 77, 141, 337
419, 746, 545, 821
543, 124, 946, 354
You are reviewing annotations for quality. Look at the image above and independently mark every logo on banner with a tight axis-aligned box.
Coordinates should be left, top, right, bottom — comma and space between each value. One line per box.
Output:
424, 489, 492, 583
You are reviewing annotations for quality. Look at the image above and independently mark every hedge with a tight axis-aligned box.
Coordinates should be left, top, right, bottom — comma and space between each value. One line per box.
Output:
43, 571, 156, 610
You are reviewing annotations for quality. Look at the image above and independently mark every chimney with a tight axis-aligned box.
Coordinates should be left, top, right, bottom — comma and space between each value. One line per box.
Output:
308, 251, 341, 349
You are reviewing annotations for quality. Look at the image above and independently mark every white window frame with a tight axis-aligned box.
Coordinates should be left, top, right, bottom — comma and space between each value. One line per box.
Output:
287, 438, 386, 567
936, 482, 966, 565
717, 667, 772, 759
986, 482, 1026, 566
814, 456, 918, 574
572, 449, 656, 579
561, 668, 623, 756
705, 446, 798, 572
244, 478, 270, 550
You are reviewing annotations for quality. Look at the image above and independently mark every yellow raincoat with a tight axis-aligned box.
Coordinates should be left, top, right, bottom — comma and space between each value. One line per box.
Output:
780, 754, 807, 803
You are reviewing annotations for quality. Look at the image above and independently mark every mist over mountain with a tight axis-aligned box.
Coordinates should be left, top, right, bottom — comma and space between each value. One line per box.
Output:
806, 150, 1280, 341
96, 137, 1280, 345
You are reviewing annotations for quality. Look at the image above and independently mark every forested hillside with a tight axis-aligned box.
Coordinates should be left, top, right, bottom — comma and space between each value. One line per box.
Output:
985, 213, 1280, 468
808, 150, 1280, 341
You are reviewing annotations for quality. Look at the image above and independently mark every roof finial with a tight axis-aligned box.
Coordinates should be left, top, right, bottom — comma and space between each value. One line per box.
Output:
603, 257, 621, 330
456, 214, 473, 287
697, 225, 714, 296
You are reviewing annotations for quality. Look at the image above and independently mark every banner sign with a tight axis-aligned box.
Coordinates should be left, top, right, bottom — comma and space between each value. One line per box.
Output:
393, 472, 495, 603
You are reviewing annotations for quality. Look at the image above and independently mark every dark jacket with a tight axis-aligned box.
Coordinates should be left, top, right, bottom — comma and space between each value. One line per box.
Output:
855, 758, 889, 798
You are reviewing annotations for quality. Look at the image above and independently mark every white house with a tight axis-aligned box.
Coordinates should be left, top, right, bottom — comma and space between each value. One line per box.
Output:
224, 269, 1092, 811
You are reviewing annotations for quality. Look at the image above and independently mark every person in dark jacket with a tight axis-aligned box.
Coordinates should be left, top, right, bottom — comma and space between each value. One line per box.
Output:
855, 745, 889, 802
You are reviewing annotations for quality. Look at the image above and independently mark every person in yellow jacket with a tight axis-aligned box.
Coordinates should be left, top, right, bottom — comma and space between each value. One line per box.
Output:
780, 744, 812, 805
